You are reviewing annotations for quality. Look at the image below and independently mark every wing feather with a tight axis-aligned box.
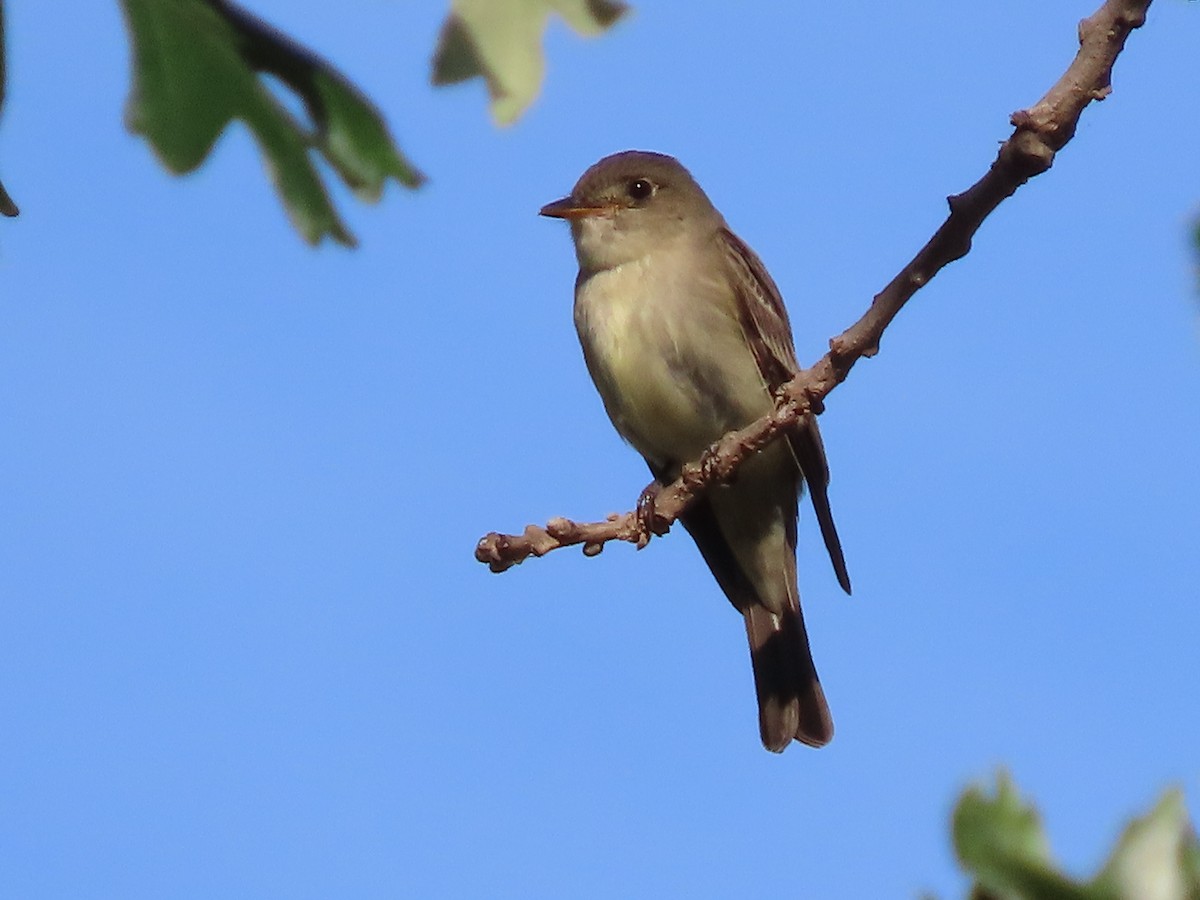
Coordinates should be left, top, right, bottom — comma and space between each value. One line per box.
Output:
718, 228, 852, 594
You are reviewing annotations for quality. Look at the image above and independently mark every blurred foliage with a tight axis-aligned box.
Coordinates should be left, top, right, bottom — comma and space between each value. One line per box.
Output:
0, 179, 15, 218
7, 0, 1192, 260
1193, 219, 1200, 291
112, 0, 625, 245
947, 773, 1199, 900
1, 0, 18, 217
431, 0, 627, 125
120, 0, 426, 246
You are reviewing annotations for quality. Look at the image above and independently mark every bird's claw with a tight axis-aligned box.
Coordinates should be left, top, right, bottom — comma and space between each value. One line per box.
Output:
635, 482, 670, 548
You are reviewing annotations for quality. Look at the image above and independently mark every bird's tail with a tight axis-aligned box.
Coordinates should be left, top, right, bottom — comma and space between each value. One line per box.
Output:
744, 604, 834, 751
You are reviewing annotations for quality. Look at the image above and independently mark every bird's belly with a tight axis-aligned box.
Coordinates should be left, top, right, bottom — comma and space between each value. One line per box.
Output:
601, 332, 717, 460
576, 262, 770, 469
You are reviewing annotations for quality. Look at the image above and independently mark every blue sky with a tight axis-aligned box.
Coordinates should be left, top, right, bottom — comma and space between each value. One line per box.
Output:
3, 2, 1199, 897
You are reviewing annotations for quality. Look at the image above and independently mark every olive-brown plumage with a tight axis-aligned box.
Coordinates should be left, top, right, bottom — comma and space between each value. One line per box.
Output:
541, 151, 850, 751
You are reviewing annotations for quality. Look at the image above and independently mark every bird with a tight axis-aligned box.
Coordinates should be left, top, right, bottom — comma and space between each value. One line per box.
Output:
540, 150, 851, 751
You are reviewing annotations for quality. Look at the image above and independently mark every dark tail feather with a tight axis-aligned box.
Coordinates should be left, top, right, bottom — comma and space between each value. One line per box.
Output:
789, 418, 852, 595
808, 477, 851, 596
744, 605, 834, 751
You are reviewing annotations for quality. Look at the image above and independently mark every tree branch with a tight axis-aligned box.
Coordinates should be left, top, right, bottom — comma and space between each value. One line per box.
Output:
475, 0, 1152, 574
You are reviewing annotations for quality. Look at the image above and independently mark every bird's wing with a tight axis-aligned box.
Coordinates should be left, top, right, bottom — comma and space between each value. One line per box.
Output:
718, 228, 852, 595
718, 228, 800, 385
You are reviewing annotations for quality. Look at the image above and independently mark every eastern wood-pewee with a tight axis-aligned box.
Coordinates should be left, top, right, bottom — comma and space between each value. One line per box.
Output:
541, 150, 851, 752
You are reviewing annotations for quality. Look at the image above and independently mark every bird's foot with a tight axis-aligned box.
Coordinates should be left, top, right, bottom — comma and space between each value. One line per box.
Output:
635, 482, 670, 548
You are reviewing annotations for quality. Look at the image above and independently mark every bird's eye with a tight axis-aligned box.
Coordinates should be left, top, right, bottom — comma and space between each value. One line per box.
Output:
627, 179, 655, 201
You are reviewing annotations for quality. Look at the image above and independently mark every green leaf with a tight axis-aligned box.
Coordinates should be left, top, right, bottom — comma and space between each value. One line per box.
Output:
120, 0, 424, 247
952, 774, 1200, 900
1092, 790, 1200, 900
431, 0, 628, 125
953, 772, 1094, 900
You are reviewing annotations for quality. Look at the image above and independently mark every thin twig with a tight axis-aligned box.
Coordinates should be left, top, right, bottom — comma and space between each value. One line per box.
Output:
476, 0, 1152, 574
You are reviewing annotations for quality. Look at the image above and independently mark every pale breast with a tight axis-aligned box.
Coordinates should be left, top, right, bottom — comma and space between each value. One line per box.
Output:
574, 252, 772, 470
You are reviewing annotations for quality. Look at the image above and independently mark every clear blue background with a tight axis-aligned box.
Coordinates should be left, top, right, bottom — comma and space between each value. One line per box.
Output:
3, 2, 1199, 897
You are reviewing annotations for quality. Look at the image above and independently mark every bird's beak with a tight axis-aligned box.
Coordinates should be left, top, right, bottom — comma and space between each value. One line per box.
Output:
539, 196, 613, 220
